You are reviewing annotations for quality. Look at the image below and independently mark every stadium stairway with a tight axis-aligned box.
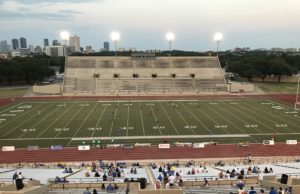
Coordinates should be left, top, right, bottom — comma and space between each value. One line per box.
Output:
1, 143, 300, 163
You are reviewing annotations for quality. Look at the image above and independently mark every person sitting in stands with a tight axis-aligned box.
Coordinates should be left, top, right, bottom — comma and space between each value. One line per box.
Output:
219, 171, 224, 178
191, 168, 195, 175
63, 168, 69, 173
106, 184, 114, 193
85, 171, 90, 177
102, 173, 107, 181
133, 168, 137, 174
187, 171, 191, 175
269, 168, 273, 173
263, 167, 269, 173
130, 178, 135, 182
237, 186, 244, 194
114, 184, 119, 190
269, 187, 277, 194
101, 183, 105, 190
95, 171, 100, 177
68, 168, 73, 173
130, 168, 134, 174
55, 176, 61, 183
62, 177, 68, 183
157, 174, 163, 182
236, 180, 244, 189
248, 186, 257, 194
92, 189, 98, 194
158, 166, 162, 172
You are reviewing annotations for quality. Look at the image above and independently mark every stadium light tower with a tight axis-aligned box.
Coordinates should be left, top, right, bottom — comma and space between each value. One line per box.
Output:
60, 31, 70, 56
214, 32, 223, 55
166, 32, 175, 53
111, 31, 120, 57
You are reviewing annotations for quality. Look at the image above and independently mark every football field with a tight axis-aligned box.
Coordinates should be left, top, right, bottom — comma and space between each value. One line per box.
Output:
0, 99, 300, 147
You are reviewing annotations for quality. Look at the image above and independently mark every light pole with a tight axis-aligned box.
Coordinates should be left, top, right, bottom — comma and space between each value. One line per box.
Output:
166, 32, 175, 55
60, 31, 70, 56
111, 31, 120, 57
214, 32, 223, 56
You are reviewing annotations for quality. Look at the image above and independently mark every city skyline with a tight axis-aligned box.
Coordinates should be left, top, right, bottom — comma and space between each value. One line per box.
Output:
0, 0, 299, 51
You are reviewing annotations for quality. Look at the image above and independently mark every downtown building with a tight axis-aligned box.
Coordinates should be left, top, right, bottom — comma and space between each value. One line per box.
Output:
69, 35, 80, 53
45, 46, 66, 56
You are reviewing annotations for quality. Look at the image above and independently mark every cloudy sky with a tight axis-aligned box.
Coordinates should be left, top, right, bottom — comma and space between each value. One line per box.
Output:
0, 0, 299, 51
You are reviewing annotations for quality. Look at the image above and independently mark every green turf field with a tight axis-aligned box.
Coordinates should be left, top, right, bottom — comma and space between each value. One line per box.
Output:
0, 99, 300, 147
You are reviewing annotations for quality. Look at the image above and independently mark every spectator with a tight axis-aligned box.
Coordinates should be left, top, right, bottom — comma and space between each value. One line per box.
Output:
12, 172, 18, 183
236, 181, 244, 189
269, 187, 277, 194
54, 176, 61, 183
269, 168, 273, 173
95, 171, 100, 177
107, 183, 114, 193
157, 174, 163, 182
101, 183, 105, 190
114, 184, 119, 190
277, 187, 283, 194
155, 180, 161, 189
85, 171, 90, 177
237, 186, 245, 194
133, 168, 137, 174
248, 186, 257, 194
102, 173, 107, 181
83, 187, 91, 194
92, 189, 98, 194
264, 167, 269, 173
259, 189, 265, 193
168, 174, 175, 187
219, 171, 224, 178
68, 167, 73, 173
191, 168, 195, 175
63, 168, 69, 173
203, 178, 209, 187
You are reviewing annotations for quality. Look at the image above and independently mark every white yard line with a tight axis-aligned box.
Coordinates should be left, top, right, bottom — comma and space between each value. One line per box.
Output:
208, 102, 249, 134
150, 105, 163, 136
18, 106, 61, 138
174, 108, 196, 135
126, 104, 129, 136
0, 102, 23, 114
195, 103, 230, 134
180, 102, 210, 133
1, 103, 47, 138
221, 102, 264, 133
138, 101, 146, 136
90, 105, 107, 137
37, 102, 78, 137
243, 101, 296, 133
159, 102, 180, 135
71, 102, 99, 139
108, 101, 120, 137
55, 106, 84, 138
256, 100, 299, 129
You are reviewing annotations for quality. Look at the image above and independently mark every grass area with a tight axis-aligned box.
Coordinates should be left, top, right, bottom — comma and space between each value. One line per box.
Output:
0, 87, 29, 99
255, 82, 298, 94
0, 99, 299, 148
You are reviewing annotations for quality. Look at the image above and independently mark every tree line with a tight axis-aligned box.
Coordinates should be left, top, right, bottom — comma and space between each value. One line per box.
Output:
0, 56, 64, 85
219, 51, 300, 82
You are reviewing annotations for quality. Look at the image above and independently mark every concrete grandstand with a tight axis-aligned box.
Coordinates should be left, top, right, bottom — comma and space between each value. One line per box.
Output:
63, 56, 227, 96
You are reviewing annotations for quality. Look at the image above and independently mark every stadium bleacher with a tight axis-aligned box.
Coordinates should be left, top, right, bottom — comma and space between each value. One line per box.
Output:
63, 56, 227, 95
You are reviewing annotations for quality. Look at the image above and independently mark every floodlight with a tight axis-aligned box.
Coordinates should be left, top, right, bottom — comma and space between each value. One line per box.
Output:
60, 31, 70, 41
111, 32, 120, 41
214, 32, 223, 42
166, 32, 175, 42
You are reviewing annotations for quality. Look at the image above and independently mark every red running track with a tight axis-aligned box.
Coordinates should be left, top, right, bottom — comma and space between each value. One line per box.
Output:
1, 143, 300, 163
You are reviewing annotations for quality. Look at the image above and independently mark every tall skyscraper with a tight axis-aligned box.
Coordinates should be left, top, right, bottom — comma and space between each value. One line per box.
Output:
45, 46, 66, 56
69, 35, 80, 52
12, 39, 19, 50
43, 39, 49, 48
28, 45, 34, 52
104, 42, 109, 51
52, 39, 59, 46
0, 40, 8, 53
19, 37, 27, 48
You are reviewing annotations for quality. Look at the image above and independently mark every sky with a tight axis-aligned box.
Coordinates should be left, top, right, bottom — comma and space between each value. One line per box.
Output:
0, 0, 299, 51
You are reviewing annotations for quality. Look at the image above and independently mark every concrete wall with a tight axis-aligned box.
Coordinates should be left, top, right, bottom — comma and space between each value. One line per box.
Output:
33, 84, 61, 94
228, 82, 255, 93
